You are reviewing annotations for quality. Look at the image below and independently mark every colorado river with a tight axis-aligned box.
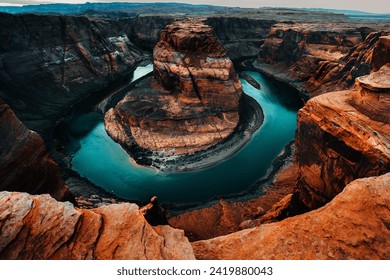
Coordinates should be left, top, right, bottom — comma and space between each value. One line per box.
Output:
61, 65, 302, 206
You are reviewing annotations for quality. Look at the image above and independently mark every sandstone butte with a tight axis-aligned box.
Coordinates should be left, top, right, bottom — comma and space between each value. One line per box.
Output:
0, 191, 195, 260
104, 18, 242, 155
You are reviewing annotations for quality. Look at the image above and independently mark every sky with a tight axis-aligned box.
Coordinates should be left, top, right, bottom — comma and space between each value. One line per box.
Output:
0, 0, 389, 14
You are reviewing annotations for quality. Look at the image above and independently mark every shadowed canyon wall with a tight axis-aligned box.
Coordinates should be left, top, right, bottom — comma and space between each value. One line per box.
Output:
0, 13, 144, 135
0, 99, 71, 201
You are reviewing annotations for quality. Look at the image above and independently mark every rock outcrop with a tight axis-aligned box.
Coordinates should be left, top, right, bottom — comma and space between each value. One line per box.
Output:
0, 99, 71, 201
0, 13, 144, 135
0, 191, 195, 260
193, 173, 390, 260
291, 64, 390, 212
105, 19, 242, 156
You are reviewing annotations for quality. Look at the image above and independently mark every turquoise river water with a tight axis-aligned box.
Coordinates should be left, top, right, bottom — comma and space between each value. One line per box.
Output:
63, 65, 301, 206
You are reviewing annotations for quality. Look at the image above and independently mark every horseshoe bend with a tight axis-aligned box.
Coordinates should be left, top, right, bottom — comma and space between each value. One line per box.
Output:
0, 3, 389, 260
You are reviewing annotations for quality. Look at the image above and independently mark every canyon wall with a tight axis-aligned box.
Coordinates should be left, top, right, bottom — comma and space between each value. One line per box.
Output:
0, 12, 144, 135
105, 19, 242, 155
0, 99, 71, 201
120, 15, 275, 61
256, 23, 390, 99
290, 64, 390, 212
0, 191, 195, 260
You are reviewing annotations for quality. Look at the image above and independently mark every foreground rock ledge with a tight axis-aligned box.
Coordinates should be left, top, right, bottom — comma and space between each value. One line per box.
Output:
0, 192, 195, 260
105, 18, 242, 156
192, 173, 390, 260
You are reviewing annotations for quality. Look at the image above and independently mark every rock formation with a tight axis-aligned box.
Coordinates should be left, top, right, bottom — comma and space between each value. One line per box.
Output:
306, 33, 390, 94
105, 19, 242, 155
0, 99, 71, 201
256, 23, 390, 99
193, 173, 390, 259
0, 13, 144, 135
0, 191, 195, 260
291, 64, 390, 212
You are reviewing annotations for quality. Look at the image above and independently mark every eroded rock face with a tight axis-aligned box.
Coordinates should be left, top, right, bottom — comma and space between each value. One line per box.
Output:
105, 19, 242, 155
0, 192, 195, 260
193, 173, 390, 260
351, 63, 390, 123
293, 65, 390, 211
0, 13, 144, 135
306, 33, 390, 95
256, 23, 389, 99
0, 99, 70, 201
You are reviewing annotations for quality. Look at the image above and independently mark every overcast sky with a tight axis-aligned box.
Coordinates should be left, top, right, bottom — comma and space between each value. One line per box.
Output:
1, 0, 389, 14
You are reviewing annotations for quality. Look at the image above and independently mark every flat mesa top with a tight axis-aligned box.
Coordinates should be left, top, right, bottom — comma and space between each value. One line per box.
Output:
357, 64, 390, 91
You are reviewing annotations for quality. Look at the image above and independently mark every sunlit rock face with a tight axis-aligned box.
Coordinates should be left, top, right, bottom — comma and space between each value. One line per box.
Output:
105, 19, 242, 155
293, 64, 390, 211
0, 191, 195, 260
193, 173, 390, 260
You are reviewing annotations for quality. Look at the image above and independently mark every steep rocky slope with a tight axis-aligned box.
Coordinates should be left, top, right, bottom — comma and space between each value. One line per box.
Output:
193, 173, 390, 260
0, 191, 195, 260
256, 23, 390, 99
105, 19, 242, 155
0, 12, 144, 135
0, 99, 71, 201
121, 14, 275, 60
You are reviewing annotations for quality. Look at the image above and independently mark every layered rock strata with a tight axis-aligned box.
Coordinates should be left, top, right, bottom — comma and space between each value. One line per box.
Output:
291, 65, 390, 212
0, 99, 71, 201
256, 23, 390, 99
0, 191, 195, 260
193, 173, 390, 260
0, 13, 144, 135
351, 63, 390, 123
105, 19, 242, 156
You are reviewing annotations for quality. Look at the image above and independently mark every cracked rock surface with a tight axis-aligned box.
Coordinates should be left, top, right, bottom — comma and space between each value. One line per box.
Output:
0, 192, 195, 260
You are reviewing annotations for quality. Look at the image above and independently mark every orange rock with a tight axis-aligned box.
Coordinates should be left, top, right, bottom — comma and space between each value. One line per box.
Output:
0, 192, 195, 260
193, 173, 390, 260
294, 65, 390, 211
